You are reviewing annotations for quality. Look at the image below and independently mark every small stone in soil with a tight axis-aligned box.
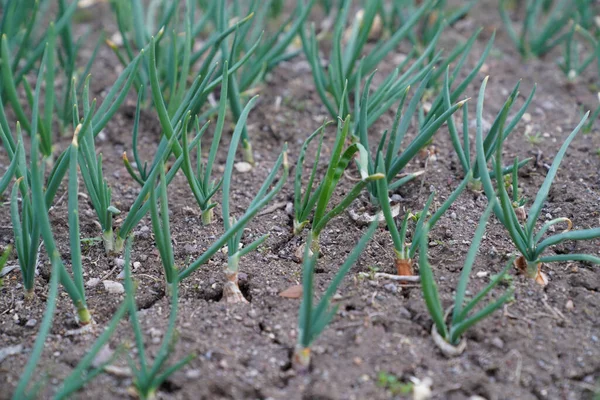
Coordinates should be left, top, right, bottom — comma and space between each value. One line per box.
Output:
25, 319, 37, 328
86, 278, 100, 288
384, 283, 398, 293
186, 369, 201, 379
491, 337, 504, 349
103, 280, 124, 294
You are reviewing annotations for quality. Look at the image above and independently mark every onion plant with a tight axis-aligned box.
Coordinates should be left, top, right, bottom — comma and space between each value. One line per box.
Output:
73, 78, 120, 253
19, 241, 131, 400
559, 22, 600, 79
123, 239, 194, 400
1, 30, 55, 156
444, 73, 535, 189
134, 94, 288, 300
110, 0, 259, 163
1, 0, 102, 136
10, 132, 39, 300
211, 0, 315, 95
300, 0, 434, 120
390, 0, 476, 49
31, 126, 92, 324
141, 32, 259, 226
476, 77, 600, 286
149, 163, 177, 292
293, 95, 383, 252
220, 96, 289, 303
209, 0, 316, 164
375, 151, 471, 276
294, 221, 377, 370
499, 0, 587, 58
355, 69, 467, 203
12, 234, 61, 400
176, 139, 288, 298
418, 198, 515, 355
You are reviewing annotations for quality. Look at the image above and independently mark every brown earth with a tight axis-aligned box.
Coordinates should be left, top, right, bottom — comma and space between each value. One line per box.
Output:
1, 1, 600, 399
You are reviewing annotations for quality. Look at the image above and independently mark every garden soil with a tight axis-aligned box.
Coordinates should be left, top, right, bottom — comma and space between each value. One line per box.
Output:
0, 1, 599, 399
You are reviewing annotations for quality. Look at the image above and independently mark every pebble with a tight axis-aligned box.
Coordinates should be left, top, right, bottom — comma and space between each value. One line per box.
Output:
565, 300, 574, 311
450, 212, 457, 219
234, 162, 252, 173
103, 280, 124, 294
115, 258, 125, 267
247, 309, 258, 319
186, 369, 202, 379
491, 337, 504, 349
86, 278, 100, 288
25, 319, 37, 328
384, 283, 398, 293
133, 262, 141, 270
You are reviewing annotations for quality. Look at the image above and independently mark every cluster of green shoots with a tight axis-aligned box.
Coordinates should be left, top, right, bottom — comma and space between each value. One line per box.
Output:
499, 0, 594, 58
2, 0, 600, 395
475, 77, 600, 286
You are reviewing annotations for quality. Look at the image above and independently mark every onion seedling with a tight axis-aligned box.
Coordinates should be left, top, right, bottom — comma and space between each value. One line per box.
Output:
212, 0, 315, 95
72, 79, 120, 253
499, 0, 583, 58
123, 239, 194, 400
10, 135, 40, 300
176, 144, 288, 294
208, 0, 316, 162
12, 241, 62, 400
294, 221, 377, 370
220, 96, 289, 303
300, 0, 434, 120
559, 22, 600, 79
355, 69, 468, 203
376, 151, 471, 276
214, 0, 256, 165
146, 33, 254, 223
392, 0, 476, 48
293, 105, 383, 253
443, 71, 535, 188
30, 127, 92, 324
476, 77, 600, 286
149, 163, 177, 291
418, 198, 515, 356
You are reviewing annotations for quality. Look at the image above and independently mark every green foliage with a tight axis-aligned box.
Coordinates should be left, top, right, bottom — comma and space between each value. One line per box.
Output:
499, 0, 592, 58
355, 69, 466, 200
377, 371, 413, 396
418, 198, 515, 346
293, 100, 383, 245
476, 77, 600, 279
376, 152, 471, 266
559, 22, 600, 79
219, 95, 289, 301
295, 221, 377, 366
122, 239, 194, 400
72, 79, 119, 253
301, 0, 434, 119
445, 73, 535, 184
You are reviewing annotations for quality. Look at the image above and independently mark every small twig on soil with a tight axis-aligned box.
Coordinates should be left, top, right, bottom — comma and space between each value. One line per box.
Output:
258, 201, 287, 216
48, 192, 67, 214
541, 294, 567, 322
358, 272, 420, 282
503, 304, 535, 326
100, 264, 120, 281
